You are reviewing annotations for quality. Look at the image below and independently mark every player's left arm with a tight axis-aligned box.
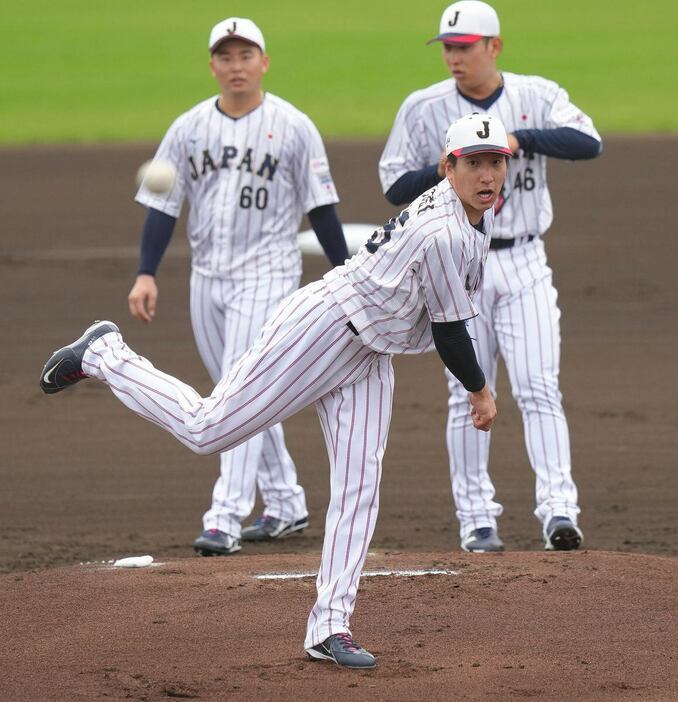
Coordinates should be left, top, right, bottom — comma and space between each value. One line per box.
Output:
308, 204, 348, 267
510, 127, 601, 160
295, 115, 348, 267
511, 82, 603, 161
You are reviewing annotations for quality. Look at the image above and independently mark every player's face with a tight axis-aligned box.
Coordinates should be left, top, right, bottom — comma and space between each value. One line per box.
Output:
210, 39, 269, 97
442, 38, 501, 93
446, 152, 507, 223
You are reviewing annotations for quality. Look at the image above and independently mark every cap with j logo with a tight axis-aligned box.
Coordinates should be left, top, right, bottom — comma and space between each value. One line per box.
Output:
445, 113, 512, 157
209, 17, 266, 53
428, 1, 500, 46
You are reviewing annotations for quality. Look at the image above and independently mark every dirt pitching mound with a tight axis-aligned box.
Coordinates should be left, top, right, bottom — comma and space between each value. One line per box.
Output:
1, 551, 675, 701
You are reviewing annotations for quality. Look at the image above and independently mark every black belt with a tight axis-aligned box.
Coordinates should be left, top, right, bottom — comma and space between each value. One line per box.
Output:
490, 234, 535, 250
346, 320, 359, 336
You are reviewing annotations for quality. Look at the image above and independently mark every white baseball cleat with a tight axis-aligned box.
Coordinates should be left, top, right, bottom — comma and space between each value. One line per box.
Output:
461, 527, 504, 552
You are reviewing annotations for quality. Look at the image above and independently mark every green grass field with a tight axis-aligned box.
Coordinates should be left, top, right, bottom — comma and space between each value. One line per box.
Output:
2, 0, 676, 143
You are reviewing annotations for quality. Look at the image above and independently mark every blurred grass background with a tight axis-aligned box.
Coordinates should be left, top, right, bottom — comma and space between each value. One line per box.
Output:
1, 0, 675, 143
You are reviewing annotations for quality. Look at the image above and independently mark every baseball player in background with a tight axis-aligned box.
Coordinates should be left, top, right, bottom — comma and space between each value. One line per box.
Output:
40, 112, 510, 668
380, 0, 602, 552
128, 18, 349, 557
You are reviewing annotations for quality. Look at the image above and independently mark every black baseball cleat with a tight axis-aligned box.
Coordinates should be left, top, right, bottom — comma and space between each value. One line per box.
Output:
192, 529, 242, 556
39, 320, 119, 394
241, 514, 309, 542
306, 633, 376, 669
544, 516, 584, 551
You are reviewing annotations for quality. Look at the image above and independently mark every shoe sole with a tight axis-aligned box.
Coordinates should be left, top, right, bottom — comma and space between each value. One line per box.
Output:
306, 648, 377, 669
461, 544, 504, 553
193, 543, 242, 557
241, 517, 309, 542
545, 526, 583, 551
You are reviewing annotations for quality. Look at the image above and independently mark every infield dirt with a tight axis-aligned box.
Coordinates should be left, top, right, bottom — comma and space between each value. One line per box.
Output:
0, 138, 676, 700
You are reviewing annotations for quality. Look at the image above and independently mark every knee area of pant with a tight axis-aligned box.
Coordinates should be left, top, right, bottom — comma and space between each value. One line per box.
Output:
189, 442, 219, 457
511, 379, 562, 405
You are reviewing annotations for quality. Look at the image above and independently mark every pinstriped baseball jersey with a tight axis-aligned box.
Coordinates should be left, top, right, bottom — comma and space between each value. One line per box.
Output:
136, 93, 338, 279
379, 72, 601, 239
324, 178, 493, 355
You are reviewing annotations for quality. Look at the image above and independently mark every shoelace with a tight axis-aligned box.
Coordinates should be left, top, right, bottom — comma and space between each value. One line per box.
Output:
336, 633, 362, 653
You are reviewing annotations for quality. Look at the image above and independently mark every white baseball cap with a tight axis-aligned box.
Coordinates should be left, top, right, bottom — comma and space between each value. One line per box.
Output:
445, 113, 511, 157
209, 17, 266, 53
428, 1, 500, 46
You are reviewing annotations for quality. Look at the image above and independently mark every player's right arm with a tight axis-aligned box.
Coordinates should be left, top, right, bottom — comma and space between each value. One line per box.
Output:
128, 209, 178, 323
431, 321, 496, 431
379, 93, 439, 206
418, 226, 496, 431
129, 115, 187, 323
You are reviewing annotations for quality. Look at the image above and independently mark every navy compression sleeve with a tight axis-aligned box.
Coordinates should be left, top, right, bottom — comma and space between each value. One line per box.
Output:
512, 127, 602, 160
385, 164, 440, 206
307, 204, 349, 267
137, 208, 178, 276
431, 320, 486, 393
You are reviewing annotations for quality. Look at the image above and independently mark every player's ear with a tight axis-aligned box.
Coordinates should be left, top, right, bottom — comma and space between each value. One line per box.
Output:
261, 52, 270, 74
488, 37, 503, 59
445, 157, 456, 182
209, 56, 217, 78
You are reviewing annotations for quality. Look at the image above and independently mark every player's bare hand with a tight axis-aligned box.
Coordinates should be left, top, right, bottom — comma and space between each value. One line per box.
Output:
128, 274, 158, 324
437, 149, 447, 178
469, 385, 497, 432
507, 133, 520, 154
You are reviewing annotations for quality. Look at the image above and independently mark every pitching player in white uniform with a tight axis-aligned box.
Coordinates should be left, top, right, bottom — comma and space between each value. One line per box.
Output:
380, 0, 603, 552
128, 18, 349, 557
41, 113, 510, 669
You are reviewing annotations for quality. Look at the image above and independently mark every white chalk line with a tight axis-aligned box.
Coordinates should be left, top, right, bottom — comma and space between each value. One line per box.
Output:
255, 568, 457, 581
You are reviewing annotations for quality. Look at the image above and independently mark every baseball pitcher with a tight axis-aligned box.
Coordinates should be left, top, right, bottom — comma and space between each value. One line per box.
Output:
41, 112, 510, 669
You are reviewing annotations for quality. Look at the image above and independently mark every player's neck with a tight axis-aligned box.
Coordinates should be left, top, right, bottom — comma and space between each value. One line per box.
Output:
456, 71, 503, 101
218, 91, 264, 119
463, 206, 483, 225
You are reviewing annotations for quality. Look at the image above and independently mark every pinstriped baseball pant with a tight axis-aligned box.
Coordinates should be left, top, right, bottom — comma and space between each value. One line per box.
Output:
82, 280, 394, 649
189, 271, 307, 537
446, 237, 580, 539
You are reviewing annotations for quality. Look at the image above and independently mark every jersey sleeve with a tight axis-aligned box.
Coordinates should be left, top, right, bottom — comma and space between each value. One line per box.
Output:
134, 115, 187, 218
292, 115, 339, 214
379, 94, 429, 194
541, 80, 602, 142
418, 227, 478, 323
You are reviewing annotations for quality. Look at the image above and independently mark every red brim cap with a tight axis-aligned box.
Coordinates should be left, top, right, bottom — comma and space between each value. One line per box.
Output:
451, 145, 513, 157
426, 33, 485, 46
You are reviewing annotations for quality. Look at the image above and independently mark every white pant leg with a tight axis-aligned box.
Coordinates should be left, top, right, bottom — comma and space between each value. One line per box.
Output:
190, 272, 306, 536
493, 240, 579, 531
445, 264, 503, 540
257, 427, 308, 522
83, 283, 386, 648
305, 352, 394, 649
82, 281, 375, 471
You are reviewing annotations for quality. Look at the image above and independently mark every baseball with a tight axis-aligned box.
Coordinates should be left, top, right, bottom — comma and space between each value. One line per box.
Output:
136, 159, 176, 194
